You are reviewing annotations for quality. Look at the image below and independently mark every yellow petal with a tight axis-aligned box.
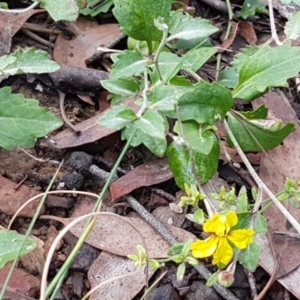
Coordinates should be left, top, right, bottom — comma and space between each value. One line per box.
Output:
203, 211, 237, 236
227, 228, 255, 249
190, 235, 219, 258
225, 211, 238, 228
212, 237, 233, 265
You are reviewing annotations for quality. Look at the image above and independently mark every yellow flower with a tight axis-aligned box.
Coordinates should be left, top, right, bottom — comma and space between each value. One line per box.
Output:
190, 211, 255, 265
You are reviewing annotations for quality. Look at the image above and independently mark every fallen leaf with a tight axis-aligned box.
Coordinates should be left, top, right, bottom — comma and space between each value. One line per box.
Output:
110, 159, 173, 202
53, 16, 98, 65
0, 175, 44, 217
52, 98, 138, 148
253, 90, 300, 298
219, 22, 238, 52
238, 21, 257, 45
88, 251, 155, 300
0, 10, 45, 37
0, 263, 40, 298
42, 211, 196, 258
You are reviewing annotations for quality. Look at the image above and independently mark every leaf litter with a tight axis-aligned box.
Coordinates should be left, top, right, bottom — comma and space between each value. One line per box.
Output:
2, 1, 300, 299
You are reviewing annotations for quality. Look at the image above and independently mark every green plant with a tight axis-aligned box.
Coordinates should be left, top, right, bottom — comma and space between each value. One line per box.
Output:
97, 0, 300, 286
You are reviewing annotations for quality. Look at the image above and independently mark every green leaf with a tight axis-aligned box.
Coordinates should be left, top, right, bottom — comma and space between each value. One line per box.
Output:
0, 87, 63, 150
232, 45, 300, 101
101, 78, 140, 97
232, 212, 267, 233
236, 186, 248, 213
176, 262, 186, 280
168, 13, 218, 42
110, 49, 148, 79
80, 0, 113, 16
168, 243, 184, 256
218, 67, 239, 89
183, 47, 217, 72
239, 240, 261, 272
150, 52, 182, 83
167, 133, 219, 188
284, 11, 300, 40
173, 121, 216, 155
113, 0, 172, 52
122, 110, 167, 157
167, 139, 197, 189
177, 81, 233, 124
226, 112, 295, 152
0, 48, 59, 76
0, 230, 36, 268
239, 105, 268, 119
206, 271, 219, 287
39, 0, 79, 21
147, 83, 185, 112
98, 105, 137, 130
280, 0, 300, 5
239, 0, 268, 19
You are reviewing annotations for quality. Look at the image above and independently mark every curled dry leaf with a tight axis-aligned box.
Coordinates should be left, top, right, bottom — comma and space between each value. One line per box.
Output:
88, 251, 155, 300
110, 159, 173, 202
42, 212, 196, 258
238, 21, 257, 45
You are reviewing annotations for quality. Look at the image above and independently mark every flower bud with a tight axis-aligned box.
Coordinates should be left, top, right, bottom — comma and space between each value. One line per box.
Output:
218, 270, 234, 287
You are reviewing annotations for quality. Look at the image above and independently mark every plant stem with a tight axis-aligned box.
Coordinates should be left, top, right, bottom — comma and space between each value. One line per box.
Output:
224, 119, 300, 234
0, 1, 39, 13
154, 20, 169, 83
268, 0, 283, 45
136, 68, 149, 118
0, 161, 63, 300
44, 130, 136, 298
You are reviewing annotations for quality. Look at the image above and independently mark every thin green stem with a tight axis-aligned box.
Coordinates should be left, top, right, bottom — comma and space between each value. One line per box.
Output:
224, 118, 300, 234
136, 68, 149, 118
0, 1, 39, 13
44, 130, 137, 298
153, 20, 169, 83
0, 161, 63, 300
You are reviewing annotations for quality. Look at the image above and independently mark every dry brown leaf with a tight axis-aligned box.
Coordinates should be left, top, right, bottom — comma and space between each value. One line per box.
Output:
219, 22, 238, 52
0, 10, 45, 37
253, 90, 300, 298
88, 251, 155, 300
110, 159, 173, 202
238, 22, 257, 45
66, 24, 121, 68
42, 211, 196, 258
0, 175, 44, 217
52, 98, 138, 148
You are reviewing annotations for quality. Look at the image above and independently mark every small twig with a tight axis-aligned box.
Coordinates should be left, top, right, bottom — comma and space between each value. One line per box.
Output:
13, 173, 28, 191
0, 1, 39, 13
273, 231, 300, 240
21, 28, 55, 47
23, 23, 62, 35
17, 146, 47, 163
268, 0, 283, 46
58, 90, 80, 133
244, 268, 258, 299
224, 119, 300, 235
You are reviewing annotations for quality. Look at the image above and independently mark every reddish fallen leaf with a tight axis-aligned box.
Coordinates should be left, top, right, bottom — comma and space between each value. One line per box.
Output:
88, 251, 155, 300
53, 16, 98, 65
42, 211, 196, 258
0, 175, 44, 217
0, 10, 45, 37
110, 159, 173, 202
0, 263, 40, 298
52, 98, 138, 148
253, 90, 300, 298
238, 21, 257, 45
219, 22, 238, 52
